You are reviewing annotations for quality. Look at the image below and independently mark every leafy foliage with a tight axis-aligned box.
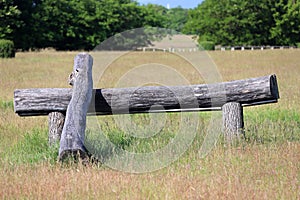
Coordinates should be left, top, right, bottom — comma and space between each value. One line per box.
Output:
0, 0, 21, 40
199, 41, 215, 50
166, 7, 189, 32
184, 0, 300, 46
1, 0, 300, 49
1, 0, 167, 50
0, 39, 15, 58
270, 0, 300, 45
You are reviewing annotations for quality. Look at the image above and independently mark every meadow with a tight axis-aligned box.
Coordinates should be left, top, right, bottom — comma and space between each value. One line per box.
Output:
0, 50, 299, 199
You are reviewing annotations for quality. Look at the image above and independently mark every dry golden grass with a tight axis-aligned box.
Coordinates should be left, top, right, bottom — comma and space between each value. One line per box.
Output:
92, 51, 204, 88
0, 51, 78, 100
210, 50, 300, 111
0, 50, 299, 199
0, 51, 78, 152
0, 143, 299, 199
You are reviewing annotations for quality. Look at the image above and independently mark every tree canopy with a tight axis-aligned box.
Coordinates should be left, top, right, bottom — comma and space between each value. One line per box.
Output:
184, 0, 300, 46
1, 0, 299, 50
1, 0, 168, 50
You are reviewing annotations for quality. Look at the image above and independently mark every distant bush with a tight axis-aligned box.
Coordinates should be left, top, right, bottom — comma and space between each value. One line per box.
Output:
0, 39, 15, 58
199, 41, 215, 51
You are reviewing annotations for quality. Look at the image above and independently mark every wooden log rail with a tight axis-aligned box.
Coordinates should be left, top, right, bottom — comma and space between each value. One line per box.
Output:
14, 75, 279, 116
13, 53, 280, 160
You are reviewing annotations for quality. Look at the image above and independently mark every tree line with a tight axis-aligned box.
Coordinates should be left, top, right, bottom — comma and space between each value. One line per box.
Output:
1, 0, 188, 50
184, 0, 300, 46
1, 0, 299, 51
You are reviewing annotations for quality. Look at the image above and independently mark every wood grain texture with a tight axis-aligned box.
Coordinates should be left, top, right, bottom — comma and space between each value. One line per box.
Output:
58, 53, 93, 160
48, 112, 65, 146
222, 102, 244, 141
14, 74, 279, 116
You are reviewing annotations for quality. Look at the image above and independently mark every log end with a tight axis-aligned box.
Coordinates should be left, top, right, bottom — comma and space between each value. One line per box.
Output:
270, 74, 280, 100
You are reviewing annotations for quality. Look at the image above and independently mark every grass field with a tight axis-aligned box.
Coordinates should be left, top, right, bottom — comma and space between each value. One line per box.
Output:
0, 50, 299, 199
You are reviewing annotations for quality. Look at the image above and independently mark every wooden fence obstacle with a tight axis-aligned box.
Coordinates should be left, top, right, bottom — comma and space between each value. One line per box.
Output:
14, 53, 279, 160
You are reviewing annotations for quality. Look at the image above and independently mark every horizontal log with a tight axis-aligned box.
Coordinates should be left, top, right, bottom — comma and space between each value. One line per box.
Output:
14, 74, 279, 116
14, 88, 72, 116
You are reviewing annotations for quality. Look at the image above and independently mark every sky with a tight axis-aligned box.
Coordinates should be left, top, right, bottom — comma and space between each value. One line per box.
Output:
137, 0, 204, 9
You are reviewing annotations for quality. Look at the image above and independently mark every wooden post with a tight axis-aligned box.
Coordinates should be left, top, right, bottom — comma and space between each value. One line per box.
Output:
59, 53, 93, 161
222, 102, 244, 142
48, 112, 65, 146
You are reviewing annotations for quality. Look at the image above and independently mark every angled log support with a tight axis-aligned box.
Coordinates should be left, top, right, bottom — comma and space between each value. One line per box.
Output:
58, 53, 93, 161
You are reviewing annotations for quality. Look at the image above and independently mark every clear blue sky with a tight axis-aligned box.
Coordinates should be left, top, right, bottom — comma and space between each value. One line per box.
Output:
137, 0, 204, 9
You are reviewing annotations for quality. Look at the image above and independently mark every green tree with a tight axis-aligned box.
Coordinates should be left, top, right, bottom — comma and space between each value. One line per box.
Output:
183, 0, 280, 46
11, 0, 42, 50
94, 1, 167, 50
141, 4, 168, 28
167, 7, 189, 33
2, 0, 168, 50
271, 0, 300, 45
30, 0, 105, 50
0, 0, 21, 40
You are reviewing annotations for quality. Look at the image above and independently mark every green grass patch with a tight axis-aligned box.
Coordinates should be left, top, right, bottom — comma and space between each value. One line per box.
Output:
0, 99, 14, 110
244, 108, 300, 144
1, 128, 58, 165
3, 107, 298, 167
246, 107, 300, 123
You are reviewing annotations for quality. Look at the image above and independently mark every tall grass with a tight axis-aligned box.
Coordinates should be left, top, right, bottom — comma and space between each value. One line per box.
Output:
0, 50, 299, 199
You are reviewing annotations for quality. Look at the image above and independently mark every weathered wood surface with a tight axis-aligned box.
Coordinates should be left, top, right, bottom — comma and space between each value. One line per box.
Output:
58, 53, 93, 160
14, 88, 72, 116
14, 74, 279, 116
222, 102, 244, 141
48, 112, 65, 146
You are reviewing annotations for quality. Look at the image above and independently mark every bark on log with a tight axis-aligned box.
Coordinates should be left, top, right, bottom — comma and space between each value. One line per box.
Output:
14, 88, 72, 116
48, 112, 65, 146
14, 74, 279, 116
58, 53, 93, 161
222, 102, 244, 141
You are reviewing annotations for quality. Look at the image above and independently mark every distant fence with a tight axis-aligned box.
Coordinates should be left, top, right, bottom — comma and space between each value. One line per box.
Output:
135, 46, 298, 52
218, 46, 298, 51
136, 47, 199, 53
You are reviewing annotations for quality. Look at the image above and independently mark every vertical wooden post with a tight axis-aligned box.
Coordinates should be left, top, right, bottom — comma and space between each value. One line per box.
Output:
48, 112, 65, 146
222, 102, 244, 142
59, 53, 93, 161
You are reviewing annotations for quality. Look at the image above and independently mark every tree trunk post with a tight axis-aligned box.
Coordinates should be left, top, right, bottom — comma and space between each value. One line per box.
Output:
48, 112, 65, 146
59, 53, 93, 161
222, 102, 244, 142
